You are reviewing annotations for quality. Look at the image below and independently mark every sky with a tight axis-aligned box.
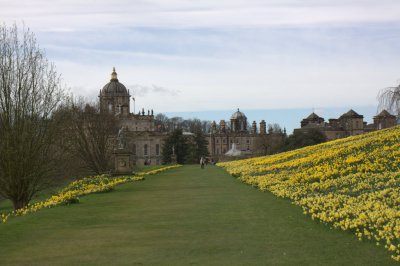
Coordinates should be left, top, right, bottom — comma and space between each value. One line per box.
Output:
1, 0, 400, 132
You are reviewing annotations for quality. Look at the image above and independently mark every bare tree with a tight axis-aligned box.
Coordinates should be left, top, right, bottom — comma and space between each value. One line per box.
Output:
268, 123, 282, 133
0, 23, 66, 210
66, 99, 117, 174
154, 113, 168, 131
378, 82, 400, 117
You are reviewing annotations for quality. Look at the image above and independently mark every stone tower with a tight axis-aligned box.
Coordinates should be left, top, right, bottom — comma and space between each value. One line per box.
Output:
230, 108, 247, 132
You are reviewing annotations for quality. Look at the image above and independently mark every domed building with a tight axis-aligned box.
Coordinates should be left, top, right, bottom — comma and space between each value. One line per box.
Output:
209, 109, 285, 160
99, 68, 167, 167
99, 67, 130, 116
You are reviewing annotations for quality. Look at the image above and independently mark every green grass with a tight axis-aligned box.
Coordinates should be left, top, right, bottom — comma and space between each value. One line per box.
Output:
0, 165, 396, 265
0, 176, 81, 213
0, 165, 163, 212
133, 164, 170, 173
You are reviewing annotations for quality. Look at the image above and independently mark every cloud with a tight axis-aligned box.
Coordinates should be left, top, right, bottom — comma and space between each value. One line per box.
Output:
129, 84, 181, 97
2, 0, 400, 115
2, 0, 400, 32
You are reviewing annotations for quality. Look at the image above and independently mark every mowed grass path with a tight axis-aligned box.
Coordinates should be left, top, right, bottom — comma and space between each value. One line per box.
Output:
0, 165, 396, 265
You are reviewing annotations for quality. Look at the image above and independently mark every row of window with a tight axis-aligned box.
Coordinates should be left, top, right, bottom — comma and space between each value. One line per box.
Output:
132, 144, 160, 156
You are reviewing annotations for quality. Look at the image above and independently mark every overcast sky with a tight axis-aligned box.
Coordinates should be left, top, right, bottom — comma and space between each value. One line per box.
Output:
1, 0, 400, 124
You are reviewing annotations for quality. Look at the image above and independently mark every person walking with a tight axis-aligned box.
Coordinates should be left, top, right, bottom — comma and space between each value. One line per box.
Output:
200, 156, 205, 169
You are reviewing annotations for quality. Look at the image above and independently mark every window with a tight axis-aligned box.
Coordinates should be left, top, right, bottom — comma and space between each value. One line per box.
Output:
216, 148, 220, 155
246, 139, 250, 144
216, 139, 219, 144
132, 144, 136, 155
108, 102, 113, 113
223, 139, 226, 144
156, 144, 160, 155
144, 144, 148, 156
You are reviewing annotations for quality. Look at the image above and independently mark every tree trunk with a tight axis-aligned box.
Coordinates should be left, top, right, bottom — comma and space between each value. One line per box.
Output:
12, 199, 28, 210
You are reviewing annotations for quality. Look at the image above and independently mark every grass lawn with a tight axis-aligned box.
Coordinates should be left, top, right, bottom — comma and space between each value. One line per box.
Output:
0, 165, 164, 212
0, 176, 81, 213
0, 165, 396, 265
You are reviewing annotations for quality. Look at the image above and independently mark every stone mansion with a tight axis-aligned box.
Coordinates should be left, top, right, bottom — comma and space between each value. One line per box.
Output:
295, 109, 397, 141
99, 68, 397, 166
99, 68, 285, 165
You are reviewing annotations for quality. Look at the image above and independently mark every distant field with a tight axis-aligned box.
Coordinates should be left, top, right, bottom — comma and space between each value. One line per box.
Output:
0, 165, 396, 265
219, 126, 400, 261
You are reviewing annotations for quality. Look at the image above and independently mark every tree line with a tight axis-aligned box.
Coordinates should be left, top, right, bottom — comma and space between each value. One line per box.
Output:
154, 113, 211, 133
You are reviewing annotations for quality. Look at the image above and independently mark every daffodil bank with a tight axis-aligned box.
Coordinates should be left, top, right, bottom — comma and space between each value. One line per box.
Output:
218, 126, 400, 261
0, 165, 181, 225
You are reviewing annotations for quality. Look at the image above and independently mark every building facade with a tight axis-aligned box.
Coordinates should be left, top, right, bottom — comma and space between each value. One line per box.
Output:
295, 109, 397, 141
99, 68, 397, 166
208, 109, 285, 161
99, 68, 167, 166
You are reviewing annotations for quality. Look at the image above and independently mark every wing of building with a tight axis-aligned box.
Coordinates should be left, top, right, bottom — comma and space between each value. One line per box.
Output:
208, 109, 286, 162
295, 109, 397, 141
99, 68, 167, 166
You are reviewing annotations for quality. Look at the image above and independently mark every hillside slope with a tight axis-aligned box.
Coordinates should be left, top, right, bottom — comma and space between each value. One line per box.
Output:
219, 126, 400, 261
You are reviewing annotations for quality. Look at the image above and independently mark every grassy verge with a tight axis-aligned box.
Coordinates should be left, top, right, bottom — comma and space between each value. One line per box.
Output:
0, 164, 170, 213
0, 176, 80, 213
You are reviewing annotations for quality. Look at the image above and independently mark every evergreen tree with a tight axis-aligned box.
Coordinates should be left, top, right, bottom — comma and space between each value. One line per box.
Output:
162, 129, 188, 164
187, 131, 209, 163
283, 128, 326, 151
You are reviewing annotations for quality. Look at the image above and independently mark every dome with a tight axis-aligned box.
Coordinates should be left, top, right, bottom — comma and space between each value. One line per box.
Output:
231, 108, 247, 120
101, 67, 128, 95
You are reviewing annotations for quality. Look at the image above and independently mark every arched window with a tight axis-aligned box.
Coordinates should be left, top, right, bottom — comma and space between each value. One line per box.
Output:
108, 102, 113, 113
144, 144, 148, 156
